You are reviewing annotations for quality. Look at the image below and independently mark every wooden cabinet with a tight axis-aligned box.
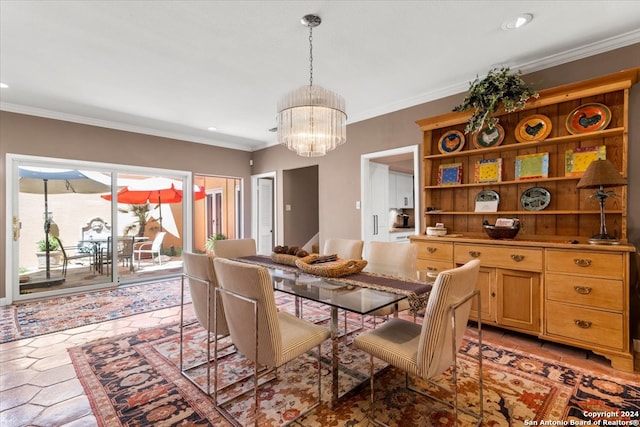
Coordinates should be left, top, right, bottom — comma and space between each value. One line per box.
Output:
410, 63, 639, 373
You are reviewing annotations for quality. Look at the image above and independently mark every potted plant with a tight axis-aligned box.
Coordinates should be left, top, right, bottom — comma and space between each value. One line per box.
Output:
205, 233, 227, 253
453, 67, 538, 134
121, 203, 151, 237
36, 237, 63, 267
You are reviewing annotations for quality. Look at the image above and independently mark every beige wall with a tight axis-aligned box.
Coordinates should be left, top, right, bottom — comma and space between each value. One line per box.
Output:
2, 43, 639, 300
252, 43, 640, 251
1, 113, 252, 298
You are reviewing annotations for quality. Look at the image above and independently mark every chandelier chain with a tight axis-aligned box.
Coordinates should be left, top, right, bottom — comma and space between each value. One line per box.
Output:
308, 26, 313, 87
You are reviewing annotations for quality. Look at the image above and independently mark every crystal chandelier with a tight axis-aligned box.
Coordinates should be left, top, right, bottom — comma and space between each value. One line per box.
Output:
277, 14, 347, 157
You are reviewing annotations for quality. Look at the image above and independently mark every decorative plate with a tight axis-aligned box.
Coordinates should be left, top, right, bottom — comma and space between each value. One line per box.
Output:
474, 158, 502, 183
438, 130, 465, 154
565, 103, 611, 134
473, 124, 505, 149
515, 152, 549, 180
475, 190, 500, 203
515, 114, 552, 143
565, 145, 606, 177
520, 187, 551, 211
437, 163, 462, 186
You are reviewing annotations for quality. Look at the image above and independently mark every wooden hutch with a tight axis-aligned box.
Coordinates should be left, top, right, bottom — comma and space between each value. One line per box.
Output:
410, 68, 639, 371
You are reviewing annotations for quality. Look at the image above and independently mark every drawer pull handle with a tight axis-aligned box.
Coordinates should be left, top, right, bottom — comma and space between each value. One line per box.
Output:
510, 254, 524, 262
574, 286, 592, 295
427, 247, 437, 254
574, 319, 592, 329
469, 251, 481, 258
573, 258, 592, 267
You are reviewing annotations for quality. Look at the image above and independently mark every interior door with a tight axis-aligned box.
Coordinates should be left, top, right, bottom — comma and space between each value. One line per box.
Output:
257, 177, 274, 254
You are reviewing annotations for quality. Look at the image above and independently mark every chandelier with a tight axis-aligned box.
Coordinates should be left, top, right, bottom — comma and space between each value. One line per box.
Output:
277, 14, 347, 157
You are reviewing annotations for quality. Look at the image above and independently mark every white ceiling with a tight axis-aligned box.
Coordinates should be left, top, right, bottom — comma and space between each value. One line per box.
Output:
2, 1, 640, 152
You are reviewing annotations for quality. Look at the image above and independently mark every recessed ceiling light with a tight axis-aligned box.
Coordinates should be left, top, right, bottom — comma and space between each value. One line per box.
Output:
0, 83, 8, 89
207, 126, 217, 131
502, 13, 533, 30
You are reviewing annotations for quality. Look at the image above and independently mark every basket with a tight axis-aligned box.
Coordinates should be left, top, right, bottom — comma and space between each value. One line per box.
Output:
295, 254, 368, 278
271, 253, 301, 266
483, 224, 520, 239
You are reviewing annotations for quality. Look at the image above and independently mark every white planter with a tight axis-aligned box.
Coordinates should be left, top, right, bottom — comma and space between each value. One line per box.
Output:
36, 251, 63, 268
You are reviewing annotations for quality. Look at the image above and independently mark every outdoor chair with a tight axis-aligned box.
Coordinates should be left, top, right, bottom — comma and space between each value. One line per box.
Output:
213, 257, 330, 426
211, 238, 256, 258
134, 231, 166, 268
51, 236, 95, 277
180, 252, 232, 395
118, 236, 136, 272
365, 241, 418, 323
354, 259, 483, 426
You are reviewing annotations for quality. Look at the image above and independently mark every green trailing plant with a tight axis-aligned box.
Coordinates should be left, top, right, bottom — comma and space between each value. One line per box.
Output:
453, 67, 539, 134
205, 233, 227, 252
37, 237, 60, 251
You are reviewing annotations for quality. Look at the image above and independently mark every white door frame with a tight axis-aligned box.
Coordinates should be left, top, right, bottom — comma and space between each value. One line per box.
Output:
251, 171, 277, 255
360, 145, 420, 255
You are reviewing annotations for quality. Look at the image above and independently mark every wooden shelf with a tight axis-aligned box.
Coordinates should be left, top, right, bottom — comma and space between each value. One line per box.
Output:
425, 175, 583, 190
424, 128, 624, 161
426, 210, 622, 216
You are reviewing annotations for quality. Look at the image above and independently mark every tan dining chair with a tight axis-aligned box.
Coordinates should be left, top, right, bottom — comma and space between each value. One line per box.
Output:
134, 231, 166, 268
323, 238, 364, 259
365, 241, 418, 322
213, 257, 331, 426
354, 259, 483, 426
180, 252, 231, 395
211, 238, 257, 258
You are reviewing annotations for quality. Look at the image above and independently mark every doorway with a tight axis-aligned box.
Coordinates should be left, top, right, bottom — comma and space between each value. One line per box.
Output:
251, 172, 276, 255
360, 145, 420, 256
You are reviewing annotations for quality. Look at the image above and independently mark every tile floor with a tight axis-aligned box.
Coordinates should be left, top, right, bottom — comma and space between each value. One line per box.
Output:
1, 305, 638, 427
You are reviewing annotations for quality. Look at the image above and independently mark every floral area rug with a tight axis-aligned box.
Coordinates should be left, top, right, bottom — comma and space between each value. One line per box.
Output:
68, 301, 640, 426
1, 279, 186, 343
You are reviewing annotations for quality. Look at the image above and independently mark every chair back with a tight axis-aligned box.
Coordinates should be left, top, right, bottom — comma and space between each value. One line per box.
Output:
417, 259, 480, 378
323, 238, 364, 260
119, 236, 135, 257
183, 252, 228, 336
151, 232, 167, 251
365, 241, 417, 279
212, 238, 257, 258
214, 258, 281, 367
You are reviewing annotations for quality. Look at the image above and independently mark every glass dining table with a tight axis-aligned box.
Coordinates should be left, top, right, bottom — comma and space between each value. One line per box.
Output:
235, 255, 433, 407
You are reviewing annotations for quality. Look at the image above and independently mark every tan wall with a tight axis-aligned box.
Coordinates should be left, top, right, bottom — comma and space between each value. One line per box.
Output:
1, 113, 252, 298
252, 44, 640, 253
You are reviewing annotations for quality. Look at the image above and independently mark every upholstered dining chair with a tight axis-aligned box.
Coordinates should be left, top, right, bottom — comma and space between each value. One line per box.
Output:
365, 241, 418, 322
354, 259, 483, 426
323, 238, 364, 259
322, 238, 364, 331
213, 257, 331, 427
134, 231, 166, 268
211, 238, 257, 259
180, 252, 231, 395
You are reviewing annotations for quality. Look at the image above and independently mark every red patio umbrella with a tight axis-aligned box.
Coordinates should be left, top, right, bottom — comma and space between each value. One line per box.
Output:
101, 177, 206, 231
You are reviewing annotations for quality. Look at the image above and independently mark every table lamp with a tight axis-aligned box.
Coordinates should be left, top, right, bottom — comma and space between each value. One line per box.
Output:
576, 159, 627, 244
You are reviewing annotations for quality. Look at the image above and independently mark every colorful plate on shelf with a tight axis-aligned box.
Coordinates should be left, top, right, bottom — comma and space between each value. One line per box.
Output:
515, 114, 552, 143
475, 190, 500, 203
438, 130, 465, 154
565, 103, 611, 134
520, 187, 551, 211
473, 124, 505, 149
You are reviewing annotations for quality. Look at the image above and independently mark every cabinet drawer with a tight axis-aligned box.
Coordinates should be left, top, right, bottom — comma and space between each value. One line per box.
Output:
416, 259, 453, 279
416, 241, 453, 261
455, 244, 542, 271
546, 250, 623, 279
545, 301, 623, 350
546, 273, 623, 311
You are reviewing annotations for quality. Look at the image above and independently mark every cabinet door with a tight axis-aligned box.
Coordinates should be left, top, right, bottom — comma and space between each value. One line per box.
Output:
397, 173, 414, 208
496, 269, 541, 333
368, 163, 389, 242
388, 172, 397, 207
470, 266, 496, 324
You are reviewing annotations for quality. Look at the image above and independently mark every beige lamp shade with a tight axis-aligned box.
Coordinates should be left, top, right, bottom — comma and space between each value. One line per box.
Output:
576, 159, 626, 189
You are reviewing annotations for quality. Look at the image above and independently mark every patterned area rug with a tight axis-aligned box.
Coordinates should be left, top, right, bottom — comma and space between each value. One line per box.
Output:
68, 305, 640, 426
1, 279, 186, 343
